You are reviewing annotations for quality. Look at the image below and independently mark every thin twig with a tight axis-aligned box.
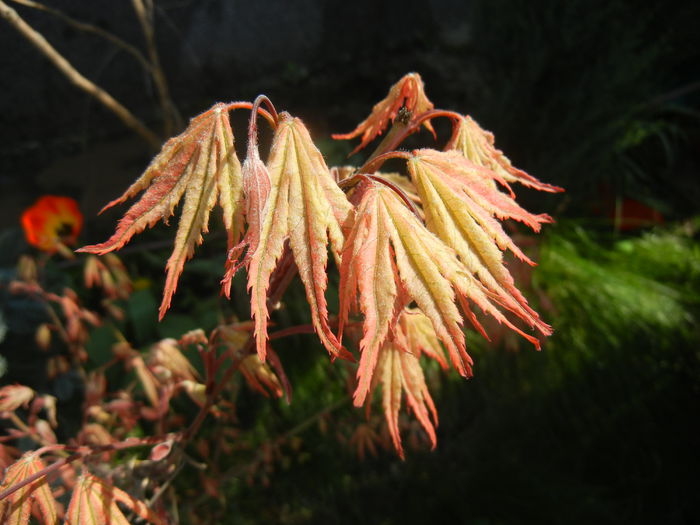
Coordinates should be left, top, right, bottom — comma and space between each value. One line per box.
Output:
0, 453, 80, 501
186, 396, 350, 511
0, 0, 161, 148
131, 0, 183, 135
10, 0, 152, 73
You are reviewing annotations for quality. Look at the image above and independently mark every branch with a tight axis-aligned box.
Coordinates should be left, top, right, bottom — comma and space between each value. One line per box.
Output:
0, 0, 161, 148
131, 0, 183, 135
10, 0, 152, 72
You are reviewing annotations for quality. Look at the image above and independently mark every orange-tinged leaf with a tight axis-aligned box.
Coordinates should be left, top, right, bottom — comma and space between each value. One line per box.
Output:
375, 172, 421, 206
78, 104, 243, 319
375, 340, 438, 459
407, 149, 552, 340
338, 183, 402, 405
339, 181, 477, 396
333, 73, 435, 155
239, 352, 284, 399
65, 472, 165, 525
446, 115, 563, 194
0, 384, 34, 412
148, 338, 199, 383
395, 308, 448, 369
248, 114, 352, 361
0, 452, 58, 525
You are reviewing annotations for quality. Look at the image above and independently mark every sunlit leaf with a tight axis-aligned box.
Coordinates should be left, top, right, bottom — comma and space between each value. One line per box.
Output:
407, 149, 553, 340
395, 308, 448, 369
79, 104, 243, 319
446, 115, 563, 194
248, 114, 352, 361
374, 339, 438, 459
340, 181, 486, 401
333, 73, 435, 155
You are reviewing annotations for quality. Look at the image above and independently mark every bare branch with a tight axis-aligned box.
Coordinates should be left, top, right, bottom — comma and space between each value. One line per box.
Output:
10, 0, 152, 72
132, 0, 183, 135
0, 0, 161, 148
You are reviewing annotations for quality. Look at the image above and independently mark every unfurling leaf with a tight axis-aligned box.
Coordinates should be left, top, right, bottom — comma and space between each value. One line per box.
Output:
0, 452, 58, 525
221, 106, 272, 294
65, 472, 165, 525
248, 114, 352, 361
333, 73, 435, 154
78, 104, 243, 319
446, 115, 563, 194
407, 149, 553, 340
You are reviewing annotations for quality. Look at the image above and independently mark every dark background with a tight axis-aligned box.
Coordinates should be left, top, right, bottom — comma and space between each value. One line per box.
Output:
1, 1, 699, 524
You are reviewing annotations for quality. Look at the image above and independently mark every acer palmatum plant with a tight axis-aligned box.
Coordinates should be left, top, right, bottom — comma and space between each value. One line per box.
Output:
1, 73, 561, 523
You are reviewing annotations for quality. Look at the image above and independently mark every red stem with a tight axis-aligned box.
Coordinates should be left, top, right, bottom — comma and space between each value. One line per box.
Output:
0, 435, 173, 501
359, 150, 411, 175
0, 454, 80, 501
224, 101, 277, 129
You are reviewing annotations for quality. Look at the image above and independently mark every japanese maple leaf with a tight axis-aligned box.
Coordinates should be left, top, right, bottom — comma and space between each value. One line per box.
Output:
357, 308, 452, 457
0, 452, 58, 525
394, 308, 449, 370
373, 336, 438, 459
248, 113, 353, 361
339, 181, 536, 405
333, 73, 435, 155
65, 472, 165, 525
446, 115, 563, 194
78, 103, 244, 319
407, 149, 553, 337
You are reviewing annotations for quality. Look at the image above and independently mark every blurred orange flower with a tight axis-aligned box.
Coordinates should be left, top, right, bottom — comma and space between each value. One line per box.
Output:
21, 195, 83, 253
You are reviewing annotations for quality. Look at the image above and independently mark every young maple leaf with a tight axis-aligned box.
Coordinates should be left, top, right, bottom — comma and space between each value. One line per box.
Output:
148, 338, 200, 383
78, 103, 244, 319
247, 113, 353, 361
221, 103, 273, 293
340, 181, 537, 405
446, 115, 563, 194
332, 72, 435, 155
0, 384, 34, 412
407, 149, 553, 338
65, 472, 165, 525
348, 422, 382, 461
239, 353, 284, 399
395, 308, 449, 370
0, 452, 58, 525
373, 337, 438, 460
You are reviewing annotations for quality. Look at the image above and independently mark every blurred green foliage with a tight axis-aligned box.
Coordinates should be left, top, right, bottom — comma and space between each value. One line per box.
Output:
209, 221, 699, 525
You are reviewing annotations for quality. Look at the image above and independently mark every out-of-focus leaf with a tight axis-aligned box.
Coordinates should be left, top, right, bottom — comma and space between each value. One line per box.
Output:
0, 452, 58, 525
65, 472, 165, 525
